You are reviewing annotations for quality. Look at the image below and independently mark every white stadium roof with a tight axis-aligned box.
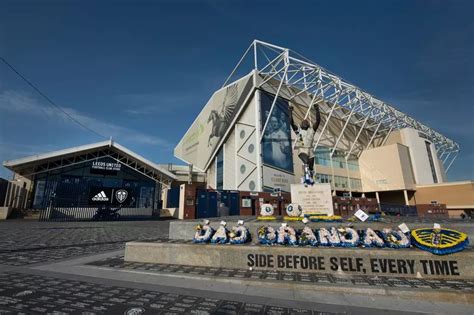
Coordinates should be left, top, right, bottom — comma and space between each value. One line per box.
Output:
222, 40, 460, 172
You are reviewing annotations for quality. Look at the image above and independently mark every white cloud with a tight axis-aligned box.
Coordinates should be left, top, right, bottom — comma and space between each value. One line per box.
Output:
0, 90, 172, 147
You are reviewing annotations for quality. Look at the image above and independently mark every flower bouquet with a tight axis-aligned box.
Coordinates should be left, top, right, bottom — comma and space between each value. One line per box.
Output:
308, 215, 342, 222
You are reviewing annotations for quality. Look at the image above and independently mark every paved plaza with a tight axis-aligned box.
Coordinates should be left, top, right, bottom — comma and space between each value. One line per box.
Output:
0, 219, 472, 314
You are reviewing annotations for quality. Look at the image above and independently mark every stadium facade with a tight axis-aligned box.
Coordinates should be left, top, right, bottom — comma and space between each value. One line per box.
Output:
174, 40, 460, 206
1, 140, 176, 219
1, 40, 471, 220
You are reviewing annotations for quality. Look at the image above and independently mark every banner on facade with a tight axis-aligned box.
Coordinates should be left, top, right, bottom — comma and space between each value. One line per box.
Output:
260, 91, 294, 174
174, 73, 254, 171
262, 166, 294, 193
90, 159, 121, 175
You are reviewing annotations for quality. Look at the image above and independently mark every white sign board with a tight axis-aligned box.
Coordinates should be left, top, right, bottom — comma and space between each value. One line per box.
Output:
398, 223, 410, 234
91, 161, 121, 171
354, 209, 369, 222
241, 199, 251, 208
290, 183, 334, 216
262, 166, 294, 193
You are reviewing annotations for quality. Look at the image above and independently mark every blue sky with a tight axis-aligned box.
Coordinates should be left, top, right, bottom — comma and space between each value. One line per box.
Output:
0, 0, 472, 181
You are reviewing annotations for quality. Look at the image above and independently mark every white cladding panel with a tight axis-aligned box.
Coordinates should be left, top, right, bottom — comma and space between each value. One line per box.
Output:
400, 128, 444, 185
236, 94, 259, 191
207, 159, 216, 189
223, 130, 236, 190
174, 73, 254, 171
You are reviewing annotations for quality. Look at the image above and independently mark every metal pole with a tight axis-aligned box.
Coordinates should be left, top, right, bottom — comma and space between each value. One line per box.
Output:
330, 99, 357, 157
312, 95, 340, 152
346, 108, 375, 157
365, 115, 385, 151
380, 124, 394, 146
222, 42, 254, 87
445, 151, 458, 173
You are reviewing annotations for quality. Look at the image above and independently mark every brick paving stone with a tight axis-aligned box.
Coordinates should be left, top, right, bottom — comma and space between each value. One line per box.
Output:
0, 221, 170, 265
0, 272, 335, 314
87, 255, 474, 292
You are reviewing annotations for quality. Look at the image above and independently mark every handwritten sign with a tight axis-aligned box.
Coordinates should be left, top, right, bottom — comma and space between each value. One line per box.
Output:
354, 209, 369, 222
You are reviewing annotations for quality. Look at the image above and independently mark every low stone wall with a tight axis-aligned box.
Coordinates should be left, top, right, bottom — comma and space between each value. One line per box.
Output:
169, 219, 474, 242
125, 241, 474, 280
0, 206, 12, 220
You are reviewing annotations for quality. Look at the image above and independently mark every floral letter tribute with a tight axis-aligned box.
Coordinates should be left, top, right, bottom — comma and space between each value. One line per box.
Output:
229, 220, 250, 244
277, 224, 298, 245
192, 220, 215, 243
211, 221, 229, 244
192, 221, 469, 255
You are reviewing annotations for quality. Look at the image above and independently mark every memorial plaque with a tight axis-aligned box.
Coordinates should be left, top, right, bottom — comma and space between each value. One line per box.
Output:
290, 183, 334, 216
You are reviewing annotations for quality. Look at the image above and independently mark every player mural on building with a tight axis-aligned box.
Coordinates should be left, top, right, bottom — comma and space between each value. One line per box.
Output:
207, 83, 239, 147
289, 104, 321, 185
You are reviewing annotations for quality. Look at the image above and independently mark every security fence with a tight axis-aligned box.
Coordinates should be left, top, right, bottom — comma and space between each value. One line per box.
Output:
38, 206, 155, 222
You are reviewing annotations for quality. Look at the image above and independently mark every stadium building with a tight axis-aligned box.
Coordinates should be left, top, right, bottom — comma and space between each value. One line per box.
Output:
173, 40, 471, 217
1, 40, 472, 221
1, 140, 176, 220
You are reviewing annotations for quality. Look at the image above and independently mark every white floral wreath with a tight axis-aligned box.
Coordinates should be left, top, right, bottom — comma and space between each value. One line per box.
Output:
229, 221, 250, 244
192, 220, 215, 243
363, 228, 385, 247
318, 227, 341, 246
258, 226, 277, 244
337, 227, 360, 247
211, 221, 229, 244
299, 225, 318, 246
277, 224, 298, 245
382, 228, 410, 248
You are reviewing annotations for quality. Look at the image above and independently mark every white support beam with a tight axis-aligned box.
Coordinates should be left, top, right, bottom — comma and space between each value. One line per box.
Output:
331, 100, 357, 157
365, 115, 385, 151
220, 40, 459, 171
445, 151, 458, 173
312, 94, 340, 151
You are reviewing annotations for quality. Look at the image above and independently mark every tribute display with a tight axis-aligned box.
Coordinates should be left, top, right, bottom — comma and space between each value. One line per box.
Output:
191, 221, 469, 256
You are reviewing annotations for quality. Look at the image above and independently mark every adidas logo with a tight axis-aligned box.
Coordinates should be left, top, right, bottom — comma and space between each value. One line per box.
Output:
92, 191, 109, 201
